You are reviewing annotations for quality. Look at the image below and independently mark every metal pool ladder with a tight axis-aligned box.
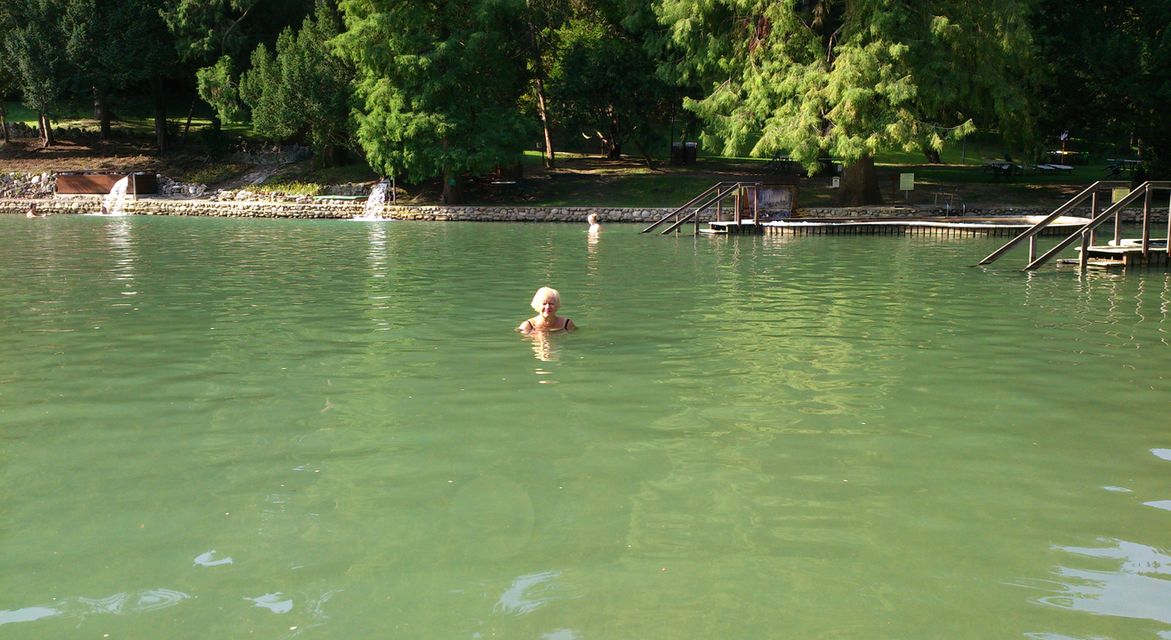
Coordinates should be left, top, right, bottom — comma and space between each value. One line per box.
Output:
977, 180, 1171, 271
641, 182, 765, 236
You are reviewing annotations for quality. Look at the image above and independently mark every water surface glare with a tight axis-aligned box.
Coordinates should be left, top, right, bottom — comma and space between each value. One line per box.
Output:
2, 216, 1170, 639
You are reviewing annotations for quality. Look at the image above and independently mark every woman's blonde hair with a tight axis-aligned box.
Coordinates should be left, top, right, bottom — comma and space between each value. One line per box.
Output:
530, 287, 561, 312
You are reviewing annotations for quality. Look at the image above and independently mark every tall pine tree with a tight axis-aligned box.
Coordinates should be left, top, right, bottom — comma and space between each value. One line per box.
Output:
658, 0, 1037, 204
336, 0, 532, 204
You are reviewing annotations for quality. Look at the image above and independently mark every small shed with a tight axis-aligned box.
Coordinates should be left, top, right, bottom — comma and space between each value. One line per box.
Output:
757, 183, 796, 218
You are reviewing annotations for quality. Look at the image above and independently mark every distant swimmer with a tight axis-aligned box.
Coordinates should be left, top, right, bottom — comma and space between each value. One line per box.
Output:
26, 203, 40, 218
587, 213, 603, 233
518, 286, 574, 333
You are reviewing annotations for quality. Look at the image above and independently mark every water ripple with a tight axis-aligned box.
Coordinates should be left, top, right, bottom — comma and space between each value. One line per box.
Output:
0, 588, 190, 626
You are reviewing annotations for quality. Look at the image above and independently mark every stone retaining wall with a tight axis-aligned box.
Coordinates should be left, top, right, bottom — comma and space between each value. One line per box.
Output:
3, 169, 1168, 222
1, 196, 1167, 223
0, 197, 683, 221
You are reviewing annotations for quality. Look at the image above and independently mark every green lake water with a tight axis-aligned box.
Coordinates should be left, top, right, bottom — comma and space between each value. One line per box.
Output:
2, 215, 1170, 639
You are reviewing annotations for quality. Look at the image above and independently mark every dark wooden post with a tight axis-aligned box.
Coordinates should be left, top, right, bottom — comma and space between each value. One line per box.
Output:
1090, 191, 1099, 246
1113, 186, 1123, 246
1141, 184, 1152, 256
734, 185, 741, 225
753, 184, 760, 224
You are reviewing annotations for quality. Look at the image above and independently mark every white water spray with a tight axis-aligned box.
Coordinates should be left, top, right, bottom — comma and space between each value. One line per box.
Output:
102, 176, 130, 216
354, 181, 391, 221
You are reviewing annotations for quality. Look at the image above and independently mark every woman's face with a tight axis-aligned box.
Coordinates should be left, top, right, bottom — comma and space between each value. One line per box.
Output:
538, 297, 559, 318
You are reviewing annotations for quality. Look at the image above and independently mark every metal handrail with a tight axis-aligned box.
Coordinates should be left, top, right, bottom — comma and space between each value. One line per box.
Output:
977, 181, 1129, 265
641, 182, 735, 233
658, 183, 743, 235
1024, 181, 1171, 270
643, 181, 765, 235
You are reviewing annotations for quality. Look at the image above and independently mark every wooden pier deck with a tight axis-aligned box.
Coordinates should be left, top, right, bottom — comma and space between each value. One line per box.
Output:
708, 216, 1091, 238
1058, 239, 1171, 269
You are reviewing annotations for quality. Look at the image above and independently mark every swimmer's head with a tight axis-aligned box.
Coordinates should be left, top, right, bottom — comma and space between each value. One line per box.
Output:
587, 213, 598, 224
530, 287, 561, 313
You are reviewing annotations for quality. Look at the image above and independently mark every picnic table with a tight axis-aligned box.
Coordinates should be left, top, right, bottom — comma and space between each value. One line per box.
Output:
762, 154, 800, 175
983, 161, 1022, 178
1106, 158, 1142, 177
489, 180, 529, 200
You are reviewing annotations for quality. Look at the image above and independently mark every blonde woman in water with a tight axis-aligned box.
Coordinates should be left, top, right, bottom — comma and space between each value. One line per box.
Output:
518, 287, 575, 333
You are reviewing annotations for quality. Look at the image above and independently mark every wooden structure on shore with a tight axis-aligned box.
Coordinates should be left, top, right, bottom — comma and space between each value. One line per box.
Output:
641, 182, 795, 235
643, 181, 1090, 239
751, 217, 1088, 238
979, 180, 1171, 271
55, 171, 157, 197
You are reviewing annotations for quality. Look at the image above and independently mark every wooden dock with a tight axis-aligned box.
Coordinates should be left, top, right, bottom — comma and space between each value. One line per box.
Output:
707, 216, 1091, 238
979, 180, 1171, 271
1058, 239, 1171, 269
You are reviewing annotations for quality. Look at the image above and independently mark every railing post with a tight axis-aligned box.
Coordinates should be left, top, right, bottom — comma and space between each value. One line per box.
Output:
1142, 184, 1152, 256
753, 183, 760, 224
1090, 191, 1098, 245
1114, 186, 1123, 246
1028, 235, 1037, 262
1079, 229, 1090, 271
734, 186, 741, 225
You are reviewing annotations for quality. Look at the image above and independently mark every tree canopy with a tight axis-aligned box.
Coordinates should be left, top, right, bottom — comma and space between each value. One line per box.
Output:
3, 0, 1169, 191
658, 0, 1038, 203
238, 2, 354, 164
546, 1, 675, 164
336, 0, 533, 203
1034, 0, 1171, 173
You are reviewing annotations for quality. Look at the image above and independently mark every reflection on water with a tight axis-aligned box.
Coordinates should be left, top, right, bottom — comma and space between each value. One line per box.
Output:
193, 550, 234, 567
366, 223, 387, 278
0, 589, 190, 626
1038, 539, 1171, 625
106, 217, 137, 297
524, 330, 560, 363
1026, 446, 1171, 633
246, 592, 294, 614
493, 570, 564, 615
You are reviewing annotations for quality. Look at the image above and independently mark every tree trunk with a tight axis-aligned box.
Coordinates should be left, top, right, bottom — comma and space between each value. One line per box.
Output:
1, 106, 8, 144
318, 144, 347, 167
441, 169, 462, 205
634, 139, 656, 170
181, 99, 196, 145
153, 75, 168, 154
839, 155, 882, 206
523, 1, 555, 169
534, 77, 555, 169
95, 88, 112, 139
922, 146, 941, 163
606, 114, 622, 159
39, 113, 55, 148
